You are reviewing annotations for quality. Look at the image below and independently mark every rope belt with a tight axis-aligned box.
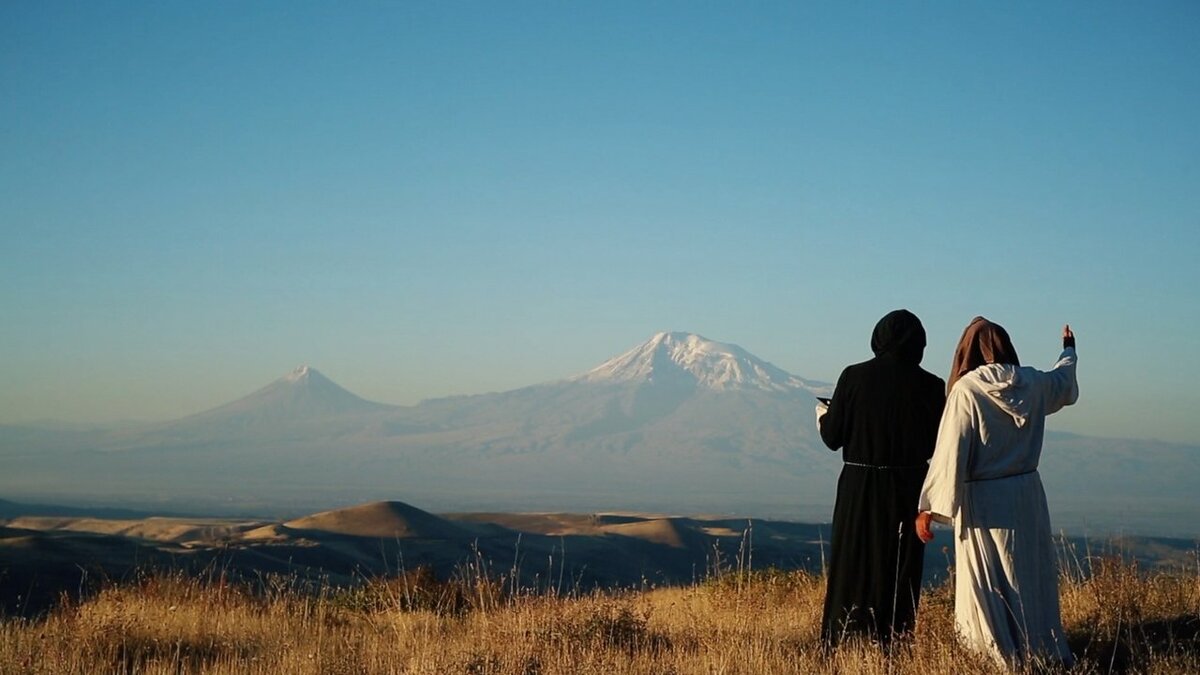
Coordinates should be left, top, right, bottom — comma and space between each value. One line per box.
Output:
842, 461, 928, 470
966, 468, 1037, 483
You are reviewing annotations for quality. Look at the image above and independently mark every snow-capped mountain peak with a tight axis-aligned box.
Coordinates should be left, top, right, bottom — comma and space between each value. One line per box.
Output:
573, 331, 821, 393
284, 365, 314, 383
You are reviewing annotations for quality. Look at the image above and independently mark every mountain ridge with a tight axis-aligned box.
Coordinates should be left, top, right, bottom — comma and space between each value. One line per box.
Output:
0, 333, 1196, 537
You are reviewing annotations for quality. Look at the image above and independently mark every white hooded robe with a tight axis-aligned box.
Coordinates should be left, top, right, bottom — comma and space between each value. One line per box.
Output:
919, 347, 1078, 666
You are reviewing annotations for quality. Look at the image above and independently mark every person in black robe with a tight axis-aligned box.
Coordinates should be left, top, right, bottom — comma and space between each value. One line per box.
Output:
816, 309, 946, 647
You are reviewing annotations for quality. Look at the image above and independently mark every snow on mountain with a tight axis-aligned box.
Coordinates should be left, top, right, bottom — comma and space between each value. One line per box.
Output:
573, 331, 827, 394
283, 364, 315, 383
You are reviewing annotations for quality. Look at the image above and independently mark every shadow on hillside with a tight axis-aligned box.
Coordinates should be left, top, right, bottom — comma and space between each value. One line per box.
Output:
1070, 614, 1200, 673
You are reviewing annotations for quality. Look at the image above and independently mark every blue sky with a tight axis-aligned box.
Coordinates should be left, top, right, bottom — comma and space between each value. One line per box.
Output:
2, 2, 1198, 443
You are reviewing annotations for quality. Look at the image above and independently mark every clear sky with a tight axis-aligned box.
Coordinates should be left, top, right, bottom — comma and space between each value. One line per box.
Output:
2, 2, 1198, 444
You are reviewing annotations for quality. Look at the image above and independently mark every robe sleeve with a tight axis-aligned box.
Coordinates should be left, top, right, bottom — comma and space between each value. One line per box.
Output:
1039, 347, 1078, 416
918, 387, 975, 522
818, 367, 852, 452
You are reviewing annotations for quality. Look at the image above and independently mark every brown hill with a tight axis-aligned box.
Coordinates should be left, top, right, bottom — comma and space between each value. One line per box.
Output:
446, 512, 644, 536
600, 518, 696, 549
5, 516, 264, 544
282, 500, 466, 539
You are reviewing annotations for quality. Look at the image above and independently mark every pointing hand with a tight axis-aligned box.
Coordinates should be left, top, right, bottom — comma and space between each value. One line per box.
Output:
1062, 324, 1076, 350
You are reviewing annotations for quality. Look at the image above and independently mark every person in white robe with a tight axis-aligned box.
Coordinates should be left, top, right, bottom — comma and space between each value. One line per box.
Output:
916, 318, 1078, 668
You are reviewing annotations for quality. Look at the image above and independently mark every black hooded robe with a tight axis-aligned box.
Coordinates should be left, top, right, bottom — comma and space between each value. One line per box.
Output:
818, 310, 946, 646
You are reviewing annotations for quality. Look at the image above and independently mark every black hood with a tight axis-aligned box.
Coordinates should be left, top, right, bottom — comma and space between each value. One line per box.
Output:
870, 309, 927, 365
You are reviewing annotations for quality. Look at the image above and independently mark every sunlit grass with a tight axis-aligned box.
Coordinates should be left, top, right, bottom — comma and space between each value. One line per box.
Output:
1, 555, 1197, 674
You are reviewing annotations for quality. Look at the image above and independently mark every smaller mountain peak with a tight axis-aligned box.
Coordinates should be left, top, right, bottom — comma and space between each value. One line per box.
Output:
174, 364, 395, 424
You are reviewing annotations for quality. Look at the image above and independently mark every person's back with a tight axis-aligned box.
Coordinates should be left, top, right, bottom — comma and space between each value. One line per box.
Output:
916, 319, 1078, 668
817, 309, 945, 647
921, 337, 1079, 515
820, 355, 944, 467
952, 358, 1079, 481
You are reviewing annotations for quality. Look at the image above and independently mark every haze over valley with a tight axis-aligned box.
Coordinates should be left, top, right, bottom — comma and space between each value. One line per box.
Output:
3, 332, 1196, 538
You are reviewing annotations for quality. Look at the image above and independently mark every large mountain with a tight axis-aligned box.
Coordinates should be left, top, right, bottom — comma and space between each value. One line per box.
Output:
1, 332, 1197, 535
574, 331, 825, 392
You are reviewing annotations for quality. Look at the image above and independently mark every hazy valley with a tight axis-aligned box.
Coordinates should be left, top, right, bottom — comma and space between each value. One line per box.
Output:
3, 332, 1197, 536
4, 494, 1198, 622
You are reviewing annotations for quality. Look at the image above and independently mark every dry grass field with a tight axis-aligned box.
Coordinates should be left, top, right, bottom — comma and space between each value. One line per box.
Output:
1, 551, 1198, 675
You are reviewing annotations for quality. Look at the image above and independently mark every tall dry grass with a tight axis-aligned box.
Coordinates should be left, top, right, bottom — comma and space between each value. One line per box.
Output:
1, 554, 1197, 674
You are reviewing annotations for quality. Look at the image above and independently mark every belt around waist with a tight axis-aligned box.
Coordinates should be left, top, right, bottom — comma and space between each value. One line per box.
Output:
843, 461, 927, 470
966, 468, 1038, 483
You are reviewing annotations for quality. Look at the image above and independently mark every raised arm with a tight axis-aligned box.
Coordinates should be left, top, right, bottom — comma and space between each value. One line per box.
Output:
1041, 324, 1079, 415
